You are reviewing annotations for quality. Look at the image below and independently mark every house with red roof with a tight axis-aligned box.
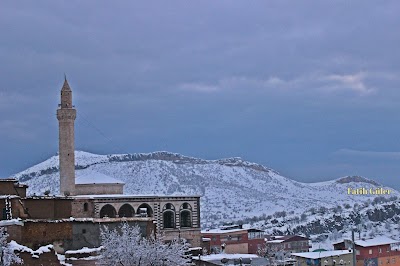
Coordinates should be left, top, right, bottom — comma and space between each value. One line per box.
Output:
333, 236, 400, 266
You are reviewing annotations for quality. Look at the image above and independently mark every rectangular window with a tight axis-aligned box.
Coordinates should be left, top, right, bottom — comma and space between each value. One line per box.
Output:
379, 248, 382, 253
369, 249, 373, 255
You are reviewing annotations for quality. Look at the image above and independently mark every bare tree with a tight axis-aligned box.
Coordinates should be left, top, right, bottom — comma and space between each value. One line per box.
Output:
258, 242, 280, 266
0, 227, 23, 266
98, 223, 190, 266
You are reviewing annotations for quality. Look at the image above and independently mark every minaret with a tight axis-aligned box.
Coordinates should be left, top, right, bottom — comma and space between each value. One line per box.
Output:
56, 77, 77, 196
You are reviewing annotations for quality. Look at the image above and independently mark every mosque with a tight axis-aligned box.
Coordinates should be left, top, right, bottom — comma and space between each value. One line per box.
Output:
0, 79, 202, 257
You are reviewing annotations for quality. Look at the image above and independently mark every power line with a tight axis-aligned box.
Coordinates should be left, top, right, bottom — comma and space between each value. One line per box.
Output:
76, 110, 126, 152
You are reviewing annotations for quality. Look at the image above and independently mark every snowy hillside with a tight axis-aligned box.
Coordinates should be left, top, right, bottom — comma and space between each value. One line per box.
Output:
11, 151, 400, 227
242, 196, 400, 247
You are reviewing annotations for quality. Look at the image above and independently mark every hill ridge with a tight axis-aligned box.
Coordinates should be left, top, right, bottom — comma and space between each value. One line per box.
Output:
11, 150, 399, 228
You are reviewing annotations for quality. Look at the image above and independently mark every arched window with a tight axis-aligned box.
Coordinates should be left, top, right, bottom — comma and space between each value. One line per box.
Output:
83, 203, 88, 212
163, 211, 175, 229
180, 210, 192, 227
118, 204, 135, 217
163, 203, 175, 211
180, 202, 192, 211
179, 202, 192, 227
138, 203, 153, 217
100, 204, 117, 218
162, 203, 176, 229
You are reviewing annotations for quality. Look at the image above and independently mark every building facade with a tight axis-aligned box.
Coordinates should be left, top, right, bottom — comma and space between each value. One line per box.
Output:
292, 250, 354, 266
334, 236, 400, 266
0, 78, 202, 263
265, 235, 311, 253
202, 225, 265, 254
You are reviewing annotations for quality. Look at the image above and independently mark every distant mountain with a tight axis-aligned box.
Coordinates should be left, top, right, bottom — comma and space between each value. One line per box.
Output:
12, 151, 399, 228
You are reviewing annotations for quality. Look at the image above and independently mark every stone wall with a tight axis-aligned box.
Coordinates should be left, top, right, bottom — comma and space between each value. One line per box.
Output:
6, 219, 154, 251
71, 198, 95, 218
0, 181, 17, 195
0, 180, 27, 198
15, 250, 63, 266
22, 198, 73, 219
68, 219, 153, 250
163, 227, 202, 247
26, 221, 72, 250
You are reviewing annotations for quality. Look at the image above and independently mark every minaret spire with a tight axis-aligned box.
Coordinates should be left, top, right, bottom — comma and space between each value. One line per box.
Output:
57, 77, 77, 196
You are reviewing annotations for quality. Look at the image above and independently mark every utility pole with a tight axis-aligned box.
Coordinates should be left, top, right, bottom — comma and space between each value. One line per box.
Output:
352, 229, 357, 266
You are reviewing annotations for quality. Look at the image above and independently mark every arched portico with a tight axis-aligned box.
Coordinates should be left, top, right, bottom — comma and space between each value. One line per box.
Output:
100, 204, 117, 218
118, 204, 135, 217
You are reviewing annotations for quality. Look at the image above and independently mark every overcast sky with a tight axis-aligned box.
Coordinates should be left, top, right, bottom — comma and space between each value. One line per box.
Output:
1, 1, 399, 189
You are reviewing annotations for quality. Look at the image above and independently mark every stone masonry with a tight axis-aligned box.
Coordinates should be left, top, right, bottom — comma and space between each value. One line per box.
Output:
56, 78, 77, 196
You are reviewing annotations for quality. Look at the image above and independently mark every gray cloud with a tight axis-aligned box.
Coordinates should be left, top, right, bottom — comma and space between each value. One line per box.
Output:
1, 1, 400, 190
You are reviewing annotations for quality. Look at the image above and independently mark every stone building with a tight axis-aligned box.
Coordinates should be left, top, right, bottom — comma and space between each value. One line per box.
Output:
57, 78, 124, 196
0, 78, 202, 263
54, 78, 201, 245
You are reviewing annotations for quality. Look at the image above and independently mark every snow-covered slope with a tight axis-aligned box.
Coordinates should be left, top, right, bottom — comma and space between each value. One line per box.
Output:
11, 151, 399, 227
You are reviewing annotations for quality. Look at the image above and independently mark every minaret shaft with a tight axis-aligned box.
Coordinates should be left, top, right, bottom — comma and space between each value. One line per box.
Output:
57, 79, 76, 196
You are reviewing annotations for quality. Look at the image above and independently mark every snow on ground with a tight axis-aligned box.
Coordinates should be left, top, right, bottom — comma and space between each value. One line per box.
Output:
292, 250, 352, 259
9, 241, 53, 257
65, 246, 103, 254
75, 169, 124, 184
11, 150, 400, 230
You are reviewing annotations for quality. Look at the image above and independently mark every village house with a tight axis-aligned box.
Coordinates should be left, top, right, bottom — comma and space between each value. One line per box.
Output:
265, 235, 311, 254
292, 250, 354, 266
333, 236, 400, 266
201, 224, 265, 254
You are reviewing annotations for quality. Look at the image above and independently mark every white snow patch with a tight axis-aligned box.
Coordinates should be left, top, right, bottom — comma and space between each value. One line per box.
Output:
292, 250, 352, 259
75, 169, 124, 184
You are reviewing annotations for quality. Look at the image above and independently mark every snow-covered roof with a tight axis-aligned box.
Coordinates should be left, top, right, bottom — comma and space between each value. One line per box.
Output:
73, 194, 200, 199
202, 226, 263, 234
0, 219, 24, 226
266, 235, 309, 243
65, 246, 103, 255
355, 236, 400, 247
197, 253, 259, 261
189, 247, 203, 251
75, 170, 124, 185
18, 217, 152, 226
0, 178, 18, 182
201, 228, 247, 234
333, 236, 400, 247
267, 239, 285, 243
292, 250, 352, 259
9, 241, 53, 256
0, 195, 20, 199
